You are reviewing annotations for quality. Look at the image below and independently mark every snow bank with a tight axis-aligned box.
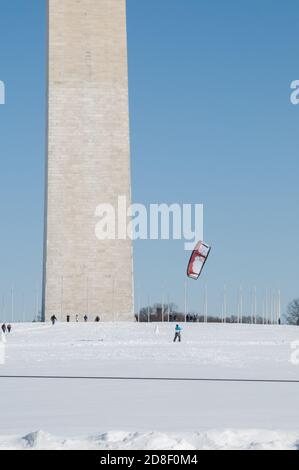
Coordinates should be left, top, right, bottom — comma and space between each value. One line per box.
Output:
0, 429, 298, 451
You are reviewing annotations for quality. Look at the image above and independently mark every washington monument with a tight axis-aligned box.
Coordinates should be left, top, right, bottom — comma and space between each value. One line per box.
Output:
42, 0, 134, 322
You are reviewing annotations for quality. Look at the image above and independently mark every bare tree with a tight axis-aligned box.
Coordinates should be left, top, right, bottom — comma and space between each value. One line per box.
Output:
136, 302, 178, 322
286, 299, 299, 325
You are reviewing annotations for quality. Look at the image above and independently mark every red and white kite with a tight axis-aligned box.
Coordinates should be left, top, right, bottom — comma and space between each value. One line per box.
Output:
187, 241, 211, 280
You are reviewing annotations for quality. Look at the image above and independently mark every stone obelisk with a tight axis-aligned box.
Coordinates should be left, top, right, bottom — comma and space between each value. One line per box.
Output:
43, 0, 133, 322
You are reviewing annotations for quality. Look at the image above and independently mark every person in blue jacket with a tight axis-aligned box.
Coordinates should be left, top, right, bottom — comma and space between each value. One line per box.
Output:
173, 324, 182, 342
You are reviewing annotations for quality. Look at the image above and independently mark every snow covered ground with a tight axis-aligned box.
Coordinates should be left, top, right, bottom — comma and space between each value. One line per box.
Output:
0, 322, 299, 450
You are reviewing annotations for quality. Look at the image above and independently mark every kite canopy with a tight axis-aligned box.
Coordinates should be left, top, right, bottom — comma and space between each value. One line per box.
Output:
187, 241, 211, 280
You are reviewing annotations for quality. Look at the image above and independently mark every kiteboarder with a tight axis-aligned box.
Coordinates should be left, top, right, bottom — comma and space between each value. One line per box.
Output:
173, 324, 182, 343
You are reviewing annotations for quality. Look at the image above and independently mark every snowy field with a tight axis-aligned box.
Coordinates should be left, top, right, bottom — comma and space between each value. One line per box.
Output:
0, 321, 299, 450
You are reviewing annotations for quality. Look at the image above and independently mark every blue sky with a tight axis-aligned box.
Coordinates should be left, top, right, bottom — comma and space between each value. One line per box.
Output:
0, 0, 298, 321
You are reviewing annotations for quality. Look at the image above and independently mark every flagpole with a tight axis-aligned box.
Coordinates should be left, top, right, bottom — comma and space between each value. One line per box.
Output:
11, 285, 14, 324
184, 279, 187, 322
204, 284, 208, 323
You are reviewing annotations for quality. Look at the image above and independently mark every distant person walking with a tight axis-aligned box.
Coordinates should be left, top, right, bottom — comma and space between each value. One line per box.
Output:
50, 315, 57, 326
173, 324, 182, 343
7, 324, 12, 334
66, 315, 70, 323
1, 324, 6, 334
95, 316, 100, 322
84, 315, 88, 322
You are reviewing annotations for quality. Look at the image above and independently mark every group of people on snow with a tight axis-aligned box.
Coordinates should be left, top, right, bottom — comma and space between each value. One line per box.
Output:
1, 323, 12, 334
50, 315, 101, 325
